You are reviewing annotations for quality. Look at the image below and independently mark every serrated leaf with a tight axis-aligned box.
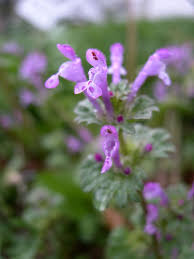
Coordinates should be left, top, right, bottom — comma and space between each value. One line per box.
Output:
106, 227, 149, 259
109, 80, 130, 99
117, 121, 136, 135
134, 124, 175, 158
129, 95, 159, 120
78, 156, 144, 211
74, 99, 100, 125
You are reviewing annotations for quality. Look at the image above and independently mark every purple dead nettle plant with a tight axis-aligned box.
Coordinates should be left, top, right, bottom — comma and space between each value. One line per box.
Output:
45, 42, 181, 257
45, 42, 174, 178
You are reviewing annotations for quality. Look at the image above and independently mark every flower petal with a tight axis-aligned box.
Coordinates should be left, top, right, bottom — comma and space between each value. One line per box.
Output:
120, 67, 127, 75
74, 82, 88, 94
86, 48, 107, 67
57, 44, 77, 60
101, 156, 112, 173
87, 84, 102, 99
158, 70, 171, 86
59, 59, 86, 82
45, 74, 59, 88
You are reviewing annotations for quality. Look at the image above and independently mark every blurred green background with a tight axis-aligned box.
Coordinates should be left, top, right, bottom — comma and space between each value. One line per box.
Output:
0, 0, 194, 257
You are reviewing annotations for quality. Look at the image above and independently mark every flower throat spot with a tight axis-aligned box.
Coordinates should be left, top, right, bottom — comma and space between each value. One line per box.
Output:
92, 51, 98, 60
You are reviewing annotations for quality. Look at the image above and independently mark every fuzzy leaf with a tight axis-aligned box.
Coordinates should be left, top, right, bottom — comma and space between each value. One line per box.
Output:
110, 80, 130, 99
78, 155, 144, 211
117, 121, 136, 135
129, 95, 159, 120
106, 227, 149, 259
134, 124, 175, 158
74, 99, 100, 125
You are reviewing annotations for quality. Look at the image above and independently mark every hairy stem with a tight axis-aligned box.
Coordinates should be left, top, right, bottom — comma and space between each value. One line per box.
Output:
119, 129, 128, 155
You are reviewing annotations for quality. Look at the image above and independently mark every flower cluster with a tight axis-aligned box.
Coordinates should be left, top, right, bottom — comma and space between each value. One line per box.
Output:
45, 43, 173, 175
143, 182, 168, 237
44, 40, 194, 258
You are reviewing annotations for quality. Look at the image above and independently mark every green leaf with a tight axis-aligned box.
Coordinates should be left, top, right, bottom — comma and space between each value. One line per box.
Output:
8, 235, 40, 259
117, 121, 136, 135
37, 172, 93, 219
129, 95, 159, 120
74, 99, 100, 125
110, 80, 130, 99
106, 227, 149, 259
79, 156, 144, 211
134, 124, 175, 158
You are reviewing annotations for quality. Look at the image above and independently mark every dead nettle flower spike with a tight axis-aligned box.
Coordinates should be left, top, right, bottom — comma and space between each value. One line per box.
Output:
144, 204, 159, 236
143, 182, 169, 207
108, 43, 127, 84
100, 125, 122, 174
86, 49, 114, 119
128, 48, 172, 102
45, 44, 102, 114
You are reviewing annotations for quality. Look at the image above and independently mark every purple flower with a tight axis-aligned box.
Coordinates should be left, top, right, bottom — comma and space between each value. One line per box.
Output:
1, 42, 23, 55
143, 182, 169, 206
19, 89, 37, 107
45, 44, 86, 89
74, 67, 102, 99
0, 115, 13, 129
167, 44, 192, 74
144, 143, 153, 153
78, 127, 92, 143
45, 44, 102, 114
187, 182, 194, 200
20, 52, 47, 89
100, 125, 122, 173
128, 48, 172, 101
86, 49, 114, 118
20, 52, 47, 79
108, 43, 127, 84
144, 204, 158, 235
66, 136, 83, 153
154, 81, 168, 102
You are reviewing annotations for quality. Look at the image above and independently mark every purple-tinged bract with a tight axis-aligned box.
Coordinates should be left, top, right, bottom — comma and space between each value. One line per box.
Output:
144, 143, 153, 152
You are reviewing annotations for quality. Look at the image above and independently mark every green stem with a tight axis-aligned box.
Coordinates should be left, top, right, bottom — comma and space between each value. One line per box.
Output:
119, 129, 128, 155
